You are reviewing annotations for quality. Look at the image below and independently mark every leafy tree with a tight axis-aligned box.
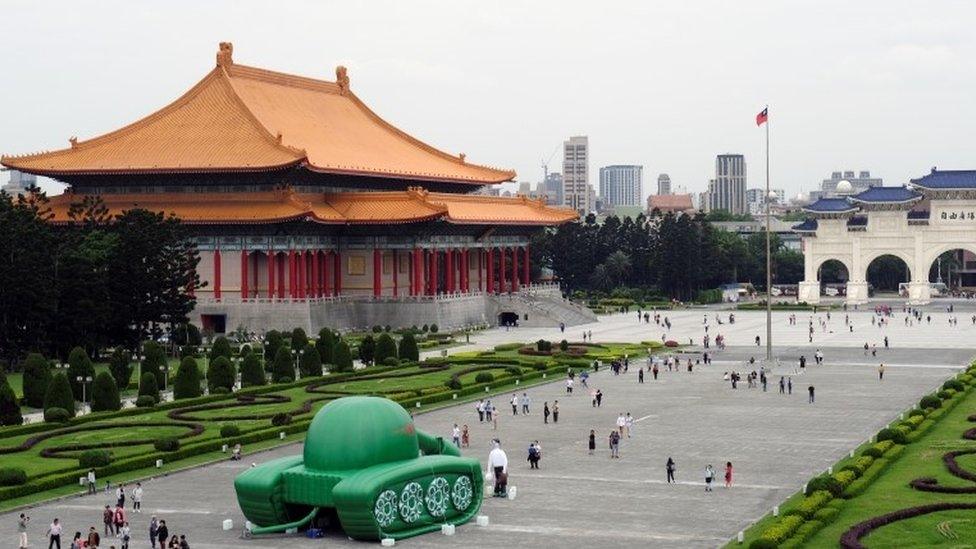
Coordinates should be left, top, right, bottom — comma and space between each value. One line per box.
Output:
290, 327, 308, 351
207, 356, 236, 392
108, 347, 133, 390
704, 209, 754, 222
0, 373, 23, 426
316, 328, 335, 365
209, 336, 233, 363
358, 335, 375, 365
332, 340, 354, 372
141, 341, 168, 390
90, 371, 121, 412
171, 322, 202, 346
398, 333, 419, 362
138, 372, 159, 402
271, 346, 294, 383
240, 354, 266, 387
173, 356, 203, 399
264, 330, 283, 361
66, 346, 95, 401
374, 333, 397, 364
21, 352, 52, 408
44, 372, 76, 418
298, 344, 322, 378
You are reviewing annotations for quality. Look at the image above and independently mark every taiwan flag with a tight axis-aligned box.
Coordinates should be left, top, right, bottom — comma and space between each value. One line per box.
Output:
756, 107, 768, 126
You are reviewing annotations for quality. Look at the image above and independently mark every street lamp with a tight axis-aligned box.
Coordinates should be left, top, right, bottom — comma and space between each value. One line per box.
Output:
233, 356, 242, 389
76, 375, 93, 407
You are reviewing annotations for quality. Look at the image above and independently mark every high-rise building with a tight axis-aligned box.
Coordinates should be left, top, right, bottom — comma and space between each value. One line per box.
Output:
2, 170, 36, 197
543, 172, 563, 205
708, 154, 747, 214
746, 187, 785, 215
562, 136, 590, 214
598, 165, 643, 208
657, 173, 672, 195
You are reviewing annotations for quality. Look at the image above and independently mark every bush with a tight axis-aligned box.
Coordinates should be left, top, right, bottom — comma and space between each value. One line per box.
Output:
108, 348, 133, 390
382, 357, 399, 367
333, 340, 354, 372
271, 413, 292, 426
138, 371, 159, 402
239, 344, 252, 357
791, 519, 825, 544
813, 506, 840, 525
90, 371, 121, 412
43, 407, 71, 423
211, 386, 231, 394
220, 424, 241, 438
171, 322, 203, 346
505, 366, 522, 377
66, 346, 95, 401
154, 437, 180, 452
173, 356, 203, 399
756, 515, 804, 545
207, 356, 236, 393
920, 394, 942, 410
276, 376, 293, 384
943, 378, 965, 392
398, 333, 419, 362
0, 468, 27, 486
876, 427, 908, 445
937, 389, 955, 400
271, 346, 294, 383
358, 335, 376, 365
475, 372, 494, 383
805, 475, 843, 497
22, 352, 51, 408
841, 455, 874, 476
494, 342, 523, 352
264, 330, 284, 362
79, 449, 113, 468
135, 395, 156, 408
749, 539, 778, 549
142, 341, 168, 390
422, 324, 429, 332
786, 490, 833, 519
0, 375, 23, 426
372, 325, 383, 333
209, 336, 233, 363
43, 372, 76, 419
535, 340, 551, 352
664, 340, 679, 347
908, 408, 926, 418
375, 334, 397, 364
445, 375, 462, 390
290, 327, 309, 352
559, 339, 569, 351
833, 469, 856, 490
315, 328, 335, 365
240, 354, 266, 387
299, 344, 322, 378
430, 323, 438, 333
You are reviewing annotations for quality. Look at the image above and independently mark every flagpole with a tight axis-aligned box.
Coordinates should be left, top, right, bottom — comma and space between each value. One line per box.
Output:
765, 105, 772, 362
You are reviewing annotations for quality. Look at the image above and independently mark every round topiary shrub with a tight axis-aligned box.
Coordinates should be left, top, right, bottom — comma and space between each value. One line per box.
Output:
135, 395, 156, 408
43, 407, 71, 423
920, 395, 942, 410
271, 413, 292, 426
430, 324, 439, 333
90, 371, 121, 412
240, 354, 266, 387
475, 372, 494, 384
382, 356, 399, 367
938, 389, 955, 400
21, 352, 51, 409
805, 474, 843, 497
207, 356, 236, 393
374, 333, 398, 365
876, 427, 907, 445
445, 375, 462, 391
505, 366, 522, 377
943, 379, 965, 392
749, 539, 778, 549
173, 356, 203, 400
908, 408, 926, 418
220, 424, 240, 438
372, 325, 383, 333
559, 339, 569, 351
43, 372, 76, 419
0, 467, 27, 486
79, 449, 113, 468
154, 437, 180, 452
664, 340, 679, 347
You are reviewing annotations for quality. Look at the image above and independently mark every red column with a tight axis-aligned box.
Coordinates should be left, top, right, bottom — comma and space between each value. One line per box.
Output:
486, 248, 494, 294
373, 248, 382, 298
322, 251, 332, 297
267, 249, 276, 299
499, 247, 507, 294
311, 250, 319, 298
477, 249, 483, 292
240, 250, 249, 299
460, 249, 468, 293
333, 251, 342, 296
523, 245, 530, 286
213, 249, 222, 301
511, 246, 519, 293
412, 248, 422, 296
446, 249, 455, 293
431, 250, 440, 294
297, 251, 306, 299
392, 250, 399, 297
277, 253, 286, 298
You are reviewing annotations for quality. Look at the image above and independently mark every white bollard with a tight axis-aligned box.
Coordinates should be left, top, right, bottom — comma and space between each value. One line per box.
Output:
416, 401, 421, 408
222, 519, 233, 531
280, 431, 286, 439
245, 521, 253, 531
485, 387, 489, 392
222, 444, 228, 453
850, 450, 854, 458
156, 459, 163, 468
453, 394, 457, 400
381, 538, 396, 547
285, 527, 297, 534
899, 413, 904, 420
738, 531, 744, 543
441, 523, 456, 536
542, 373, 547, 379
828, 466, 833, 474
508, 486, 517, 500
476, 515, 489, 527
515, 380, 519, 386
773, 505, 779, 517
802, 483, 807, 494
79, 476, 86, 486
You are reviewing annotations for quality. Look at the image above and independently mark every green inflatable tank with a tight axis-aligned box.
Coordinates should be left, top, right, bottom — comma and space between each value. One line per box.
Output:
234, 396, 483, 540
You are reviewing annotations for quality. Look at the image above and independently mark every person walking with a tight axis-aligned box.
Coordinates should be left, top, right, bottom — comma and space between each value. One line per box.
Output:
87, 469, 97, 495
116, 483, 126, 508
511, 394, 518, 416
119, 521, 130, 549
485, 400, 493, 423
521, 393, 530, 414
461, 424, 469, 448
788, 377, 793, 395
779, 376, 785, 394
616, 413, 626, 435
705, 464, 715, 492
476, 400, 485, 423
113, 504, 125, 539
488, 440, 509, 497
149, 516, 158, 549
652, 363, 659, 380
103, 505, 114, 537
47, 517, 62, 549
86, 527, 99, 549
492, 406, 499, 431
724, 462, 734, 488
878, 363, 885, 381
566, 377, 573, 395
527, 441, 541, 469
595, 389, 603, 407
609, 430, 620, 458
588, 430, 596, 455
543, 402, 550, 424
666, 457, 676, 483
69, 532, 82, 549
638, 368, 644, 383
18, 513, 29, 549
625, 413, 635, 438
156, 520, 169, 549
808, 385, 815, 404
132, 483, 143, 513
552, 401, 559, 423
451, 424, 461, 447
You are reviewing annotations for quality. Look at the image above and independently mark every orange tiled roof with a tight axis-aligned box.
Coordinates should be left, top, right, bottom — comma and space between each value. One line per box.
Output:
2, 43, 515, 185
41, 187, 576, 226
647, 193, 695, 212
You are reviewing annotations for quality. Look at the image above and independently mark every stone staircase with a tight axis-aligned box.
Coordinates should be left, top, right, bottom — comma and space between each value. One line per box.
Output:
489, 285, 597, 327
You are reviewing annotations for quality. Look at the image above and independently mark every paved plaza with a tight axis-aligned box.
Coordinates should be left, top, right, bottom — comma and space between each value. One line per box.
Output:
4, 309, 974, 548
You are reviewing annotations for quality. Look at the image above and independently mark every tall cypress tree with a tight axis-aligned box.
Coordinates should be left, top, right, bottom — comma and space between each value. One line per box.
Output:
90, 371, 121, 412
66, 346, 95, 401
173, 356, 203, 399
0, 372, 23, 426
21, 352, 51, 408
43, 372, 76, 418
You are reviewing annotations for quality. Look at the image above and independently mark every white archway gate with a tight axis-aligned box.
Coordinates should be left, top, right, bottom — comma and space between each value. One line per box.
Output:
795, 170, 976, 305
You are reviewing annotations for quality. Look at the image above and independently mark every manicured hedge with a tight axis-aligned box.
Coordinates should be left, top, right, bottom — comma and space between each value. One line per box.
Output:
79, 449, 113, 468
0, 467, 27, 486
753, 514, 804, 546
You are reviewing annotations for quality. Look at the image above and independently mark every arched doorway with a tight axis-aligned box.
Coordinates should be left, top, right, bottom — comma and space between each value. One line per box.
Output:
928, 249, 976, 295
498, 312, 519, 327
817, 259, 849, 296
866, 254, 911, 295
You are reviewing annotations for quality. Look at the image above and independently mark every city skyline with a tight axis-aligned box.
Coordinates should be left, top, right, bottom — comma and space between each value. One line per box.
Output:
2, 2, 973, 203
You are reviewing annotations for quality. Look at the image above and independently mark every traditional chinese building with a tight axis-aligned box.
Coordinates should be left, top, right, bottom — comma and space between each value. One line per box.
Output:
2, 43, 585, 332
793, 169, 976, 304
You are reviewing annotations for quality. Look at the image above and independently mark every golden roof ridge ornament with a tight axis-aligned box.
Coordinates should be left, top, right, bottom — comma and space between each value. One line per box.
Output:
69, 137, 78, 148
459, 153, 466, 164
336, 65, 349, 95
216, 42, 234, 67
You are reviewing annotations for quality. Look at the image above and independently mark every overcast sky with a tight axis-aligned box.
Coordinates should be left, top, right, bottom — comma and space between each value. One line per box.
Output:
2, 1, 974, 202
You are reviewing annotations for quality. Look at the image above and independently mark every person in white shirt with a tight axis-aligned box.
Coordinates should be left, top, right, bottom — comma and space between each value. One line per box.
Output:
625, 413, 635, 438
451, 424, 461, 447
87, 469, 96, 495
510, 394, 519, 416
47, 517, 62, 549
487, 440, 509, 497
616, 414, 626, 435
566, 378, 573, 395
132, 483, 143, 513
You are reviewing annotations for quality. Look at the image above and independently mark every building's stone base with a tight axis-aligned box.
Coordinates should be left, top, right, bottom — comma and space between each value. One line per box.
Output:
798, 281, 820, 304
191, 287, 596, 334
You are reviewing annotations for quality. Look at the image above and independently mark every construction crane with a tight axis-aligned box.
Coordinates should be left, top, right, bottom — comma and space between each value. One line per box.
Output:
541, 144, 560, 182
